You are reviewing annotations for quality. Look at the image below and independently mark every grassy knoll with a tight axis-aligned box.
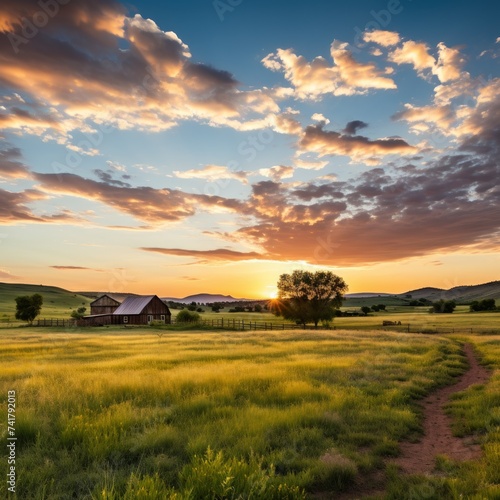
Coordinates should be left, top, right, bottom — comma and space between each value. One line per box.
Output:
0, 327, 479, 498
0, 283, 92, 322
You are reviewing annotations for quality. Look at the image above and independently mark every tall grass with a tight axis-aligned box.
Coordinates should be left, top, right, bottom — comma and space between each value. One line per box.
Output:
0, 328, 491, 498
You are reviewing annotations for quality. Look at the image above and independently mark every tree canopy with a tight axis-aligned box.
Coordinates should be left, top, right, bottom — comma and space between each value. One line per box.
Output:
272, 270, 348, 327
15, 293, 43, 324
431, 299, 456, 313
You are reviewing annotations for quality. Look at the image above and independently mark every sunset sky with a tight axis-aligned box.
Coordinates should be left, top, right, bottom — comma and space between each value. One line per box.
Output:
0, 0, 499, 298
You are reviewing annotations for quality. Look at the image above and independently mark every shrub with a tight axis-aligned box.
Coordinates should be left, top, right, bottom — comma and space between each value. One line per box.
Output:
431, 299, 456, 313
176, 310, 201, 323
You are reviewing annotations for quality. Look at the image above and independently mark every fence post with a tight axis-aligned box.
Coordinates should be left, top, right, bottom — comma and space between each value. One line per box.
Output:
407, 324, 410, 333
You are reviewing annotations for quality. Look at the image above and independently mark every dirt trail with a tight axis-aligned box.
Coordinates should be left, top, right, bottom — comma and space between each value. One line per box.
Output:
394, 342, 490, 474
333, 343, 491, 499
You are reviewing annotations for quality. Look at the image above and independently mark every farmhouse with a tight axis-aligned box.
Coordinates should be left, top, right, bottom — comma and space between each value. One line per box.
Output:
80, 295, 171, 326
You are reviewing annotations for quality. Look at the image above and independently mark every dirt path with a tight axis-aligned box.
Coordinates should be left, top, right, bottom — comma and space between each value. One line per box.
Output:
332, 343, 491, 499
394, 342, 490, 474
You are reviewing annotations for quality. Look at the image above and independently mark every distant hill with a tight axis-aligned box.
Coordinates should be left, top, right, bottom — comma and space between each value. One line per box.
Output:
0, 282, 92, 319
400, 281, 500, 303
345, 292, 393, 298
162, 293, 251, 304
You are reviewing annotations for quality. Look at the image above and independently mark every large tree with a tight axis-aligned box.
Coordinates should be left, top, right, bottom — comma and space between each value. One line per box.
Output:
272, 270, 348, 327
15, 293, 43, 325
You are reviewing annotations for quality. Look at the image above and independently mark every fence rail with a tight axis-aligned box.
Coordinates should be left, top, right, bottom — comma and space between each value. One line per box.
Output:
193, 318, 303, 330
35, 318, 77, 327
30, 317, 499, 335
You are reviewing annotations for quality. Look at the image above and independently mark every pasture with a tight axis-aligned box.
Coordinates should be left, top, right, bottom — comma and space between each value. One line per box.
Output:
0, 327, 498, 498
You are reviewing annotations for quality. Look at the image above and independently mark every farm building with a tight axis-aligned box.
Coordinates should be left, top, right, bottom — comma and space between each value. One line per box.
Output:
80, 295, 171, 326
89, 294, 120, 315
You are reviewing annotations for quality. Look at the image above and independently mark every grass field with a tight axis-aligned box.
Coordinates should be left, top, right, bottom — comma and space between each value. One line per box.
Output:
0, 327, 498, 498
0, 283, 92, 322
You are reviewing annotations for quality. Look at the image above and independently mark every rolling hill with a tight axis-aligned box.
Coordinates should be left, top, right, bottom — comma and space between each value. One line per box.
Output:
0, 283, 92, 319
162, 293, 249, 304
400, 281, 500, 303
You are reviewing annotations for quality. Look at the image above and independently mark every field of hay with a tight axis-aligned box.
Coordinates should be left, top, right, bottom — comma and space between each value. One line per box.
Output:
0, 327, 498, 498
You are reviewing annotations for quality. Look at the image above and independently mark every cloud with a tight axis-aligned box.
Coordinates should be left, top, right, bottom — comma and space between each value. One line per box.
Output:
311, 113, 330, 124
293, 158, 330, 170
299, 122, 416, 163
0, 0, 284, 147
262, 39, 396, 100
141, 247, 267, 262
258, 165, 294, 182
363, 30, 400, 47
50, 266, 102, 271
330, 41, 397, 91
173, 165, 248, 184
0, 144, 30, 178
0, 187, 82, 224
392, 104, 455, 133
389, 40, 466, 83
227, 148, 500, 265
32, 172, 244, 224
343, 120, 368, 135
93, 169, 132, 187
0, 269, 20, 279
389, 40, 436, 76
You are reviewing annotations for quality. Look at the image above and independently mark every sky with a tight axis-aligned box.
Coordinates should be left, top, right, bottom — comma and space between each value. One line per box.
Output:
0, 0, 499, 299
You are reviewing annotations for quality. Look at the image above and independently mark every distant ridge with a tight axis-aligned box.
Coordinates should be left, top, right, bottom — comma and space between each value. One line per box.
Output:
345, 292, 393, 298
162, 293, 251, 304
399, 281, 500, 302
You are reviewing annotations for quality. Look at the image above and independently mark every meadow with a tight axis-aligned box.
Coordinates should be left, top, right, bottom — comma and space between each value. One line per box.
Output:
0, 327, 498, 499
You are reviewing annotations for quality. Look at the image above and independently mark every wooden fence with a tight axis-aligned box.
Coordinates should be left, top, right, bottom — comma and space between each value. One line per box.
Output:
31, 317, 499, 335
192, 318, 304, 330
35, 318, 78, 327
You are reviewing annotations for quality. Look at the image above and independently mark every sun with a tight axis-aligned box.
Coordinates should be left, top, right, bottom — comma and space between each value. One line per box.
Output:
266, 287, 278, 299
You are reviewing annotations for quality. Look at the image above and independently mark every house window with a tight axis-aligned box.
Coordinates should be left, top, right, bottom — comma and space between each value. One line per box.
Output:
161, 315, 165, 322
147, 315, 153, 323
123, 316, 128, 323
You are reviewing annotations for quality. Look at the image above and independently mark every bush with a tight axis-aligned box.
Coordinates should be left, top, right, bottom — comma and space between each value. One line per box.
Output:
431, 299, 456, 313
470, 299, 497, 312
176, 310, 201, 323
71, 306, 86, 319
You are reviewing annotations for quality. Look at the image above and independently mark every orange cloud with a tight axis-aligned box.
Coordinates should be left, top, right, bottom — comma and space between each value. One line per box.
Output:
262, 39, 396, 100
363, 30, 400, 47
299, 123, 416, 163
141, 247, 267, 262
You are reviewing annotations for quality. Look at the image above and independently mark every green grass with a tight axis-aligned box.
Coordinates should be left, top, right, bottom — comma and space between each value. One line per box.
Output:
384, 334, 500, 499
0, 327, 485, 499
0, 283, 92, 322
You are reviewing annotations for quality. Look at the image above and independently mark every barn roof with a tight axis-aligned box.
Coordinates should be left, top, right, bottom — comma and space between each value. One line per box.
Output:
90, 294, 121, 306
113, 295, 156, 315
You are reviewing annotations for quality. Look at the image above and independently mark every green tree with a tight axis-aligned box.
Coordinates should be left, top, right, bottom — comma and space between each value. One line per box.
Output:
361, 306, 371, 315
15, 294, 43, 324
470, 299, 496, 312
431, 299, 456, 313
71, 307, 86, 319
272, 270, 348, 327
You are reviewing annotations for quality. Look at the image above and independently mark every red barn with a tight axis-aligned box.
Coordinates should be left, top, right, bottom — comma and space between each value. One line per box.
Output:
89, 294, 120, 315
81, 295, 171, 326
